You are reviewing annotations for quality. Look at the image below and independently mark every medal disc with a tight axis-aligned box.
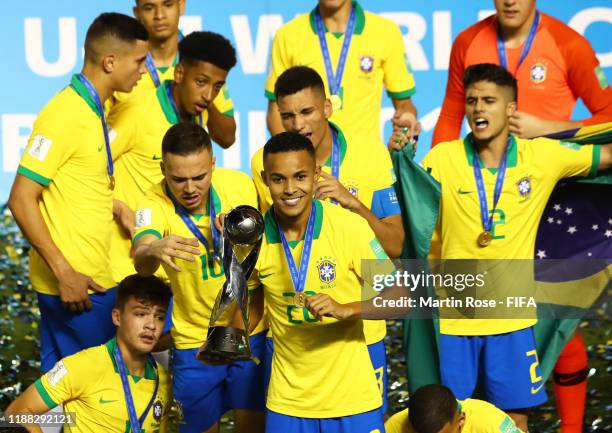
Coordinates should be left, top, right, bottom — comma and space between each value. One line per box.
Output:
477, 231, 492, 247
294, 292, 306, 308
330, 94, 342, 111
109, 175, 115, 190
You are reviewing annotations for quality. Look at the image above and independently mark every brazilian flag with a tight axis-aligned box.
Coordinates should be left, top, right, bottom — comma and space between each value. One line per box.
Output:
393, 124, 612, 393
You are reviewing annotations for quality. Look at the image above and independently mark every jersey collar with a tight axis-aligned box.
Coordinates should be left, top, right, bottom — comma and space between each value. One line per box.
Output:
264, 199, 324, 245
69, 74, 101, 116
105, 337, 156, 382
463, 133, 518, 174
325, 122, 348, 167
308, 1, 366, 36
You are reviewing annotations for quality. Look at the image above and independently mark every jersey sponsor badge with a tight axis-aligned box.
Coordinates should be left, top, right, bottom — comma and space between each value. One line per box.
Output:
316, 258, 336, 284
153, 400, 163, 421
135, 208, 153, 229
28, 134, 53, 162
594, 66, 609, 90
46, 360, 68, 386
530, 63, 546, 83
517, 177, 532, 197
369, 238, 387, 259
360, 55, 374, 73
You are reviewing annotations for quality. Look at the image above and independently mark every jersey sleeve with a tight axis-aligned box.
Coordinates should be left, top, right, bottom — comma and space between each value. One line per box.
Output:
34, 355, 85, 409
420, 147, 443, 183
383, 22, 416, 99
264, 27, 291, 101
555, 25, 612, 126
132, 194, 169, 244
431, 28, 471, 147
17, 109, 75, 186
250, 149, 273, 213
212, 85, 234, 117
536, 138, 599, 180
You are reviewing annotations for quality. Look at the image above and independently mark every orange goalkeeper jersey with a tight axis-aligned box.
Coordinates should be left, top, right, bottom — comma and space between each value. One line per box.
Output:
432, 12, 612, 146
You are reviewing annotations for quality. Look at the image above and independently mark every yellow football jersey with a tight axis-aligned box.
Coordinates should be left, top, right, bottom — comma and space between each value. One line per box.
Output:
35, 338, 172, 433
253, 200, 387, 417
109, 63, 234, 119
17, 75, 115, 294
265, 2, 416, 151
385, 399, 523, 433
251, 122, 397, 345
132, 169, 265, 349
421, 134, 598, 335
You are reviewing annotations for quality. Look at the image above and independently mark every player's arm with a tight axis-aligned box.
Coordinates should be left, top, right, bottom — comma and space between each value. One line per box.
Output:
247, 287, 264, 333
599, 143, 612, 171
509, 111, 583, 139
206, 102, 236, 148
133, 233, 200, 275
4, 382, 53, 433
387, 98, 420, 151
431, 31, 469, 146
8, 175, 104, 312
266, 100, 285, 135
113, 199, 135, 239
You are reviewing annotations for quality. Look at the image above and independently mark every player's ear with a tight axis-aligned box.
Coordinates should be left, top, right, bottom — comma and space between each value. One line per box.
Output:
324, 97, 332, 119
174, 63, 184, 84
132, 5, 140, 20
506, 100, 517, 118
314, 163, 322, 180
212, 156, 216, 171
102, 54, 116, 74
111, 308, 121, 327
178, 0, 186, 15
458, 412, 466, 429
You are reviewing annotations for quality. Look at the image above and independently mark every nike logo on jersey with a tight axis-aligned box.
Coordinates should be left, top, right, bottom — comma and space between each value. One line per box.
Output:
152, 155, 162, 160
99, 397, 119, 404
259, 272, 274, 279
457, 188, 473, 195
530, 383, 544, 394
98, 144, 104, 152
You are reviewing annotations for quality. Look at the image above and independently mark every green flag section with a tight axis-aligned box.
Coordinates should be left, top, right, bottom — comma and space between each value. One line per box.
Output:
394, 125, 612, 394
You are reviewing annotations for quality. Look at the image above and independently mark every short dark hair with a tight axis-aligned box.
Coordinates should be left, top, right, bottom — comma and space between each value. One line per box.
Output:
115, 274, 172, 311
263, 132, 316, 162
178, 31, 237, 71
274, 66, 326, 99
85, 13, 148, 61
463, 63, 518, 101
162, 122, 212, 157
408, 384, 458, 433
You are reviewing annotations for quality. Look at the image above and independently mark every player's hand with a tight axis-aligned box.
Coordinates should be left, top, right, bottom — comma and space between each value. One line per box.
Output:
315, 172, 359, 210
509, 111, 548, 138
305, 293, 357, 321
56, 266, 106, 313
113, 199, 136, 238
147, 235, 200, 272
214, 212, 226, 232
388, 111, 420, 151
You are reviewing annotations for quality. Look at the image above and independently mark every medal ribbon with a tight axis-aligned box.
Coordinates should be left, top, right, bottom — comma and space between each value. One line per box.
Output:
314, 6, 356, 97
113, 344, 159, 433
164, 183, 221, 263
146, 32, 184, 88
76, 73, 113, 183
165, 82, 203, 126
496, 10, 540, 74
471, 136, 510, 233
277, 202, 316, 294
328, 128, 340, 204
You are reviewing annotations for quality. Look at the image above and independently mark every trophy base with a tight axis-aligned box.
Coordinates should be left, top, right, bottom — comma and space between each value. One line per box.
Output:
197, 326, 251, 365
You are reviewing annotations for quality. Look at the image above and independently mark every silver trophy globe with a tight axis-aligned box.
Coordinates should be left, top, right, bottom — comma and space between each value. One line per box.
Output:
197, 205, 264, 365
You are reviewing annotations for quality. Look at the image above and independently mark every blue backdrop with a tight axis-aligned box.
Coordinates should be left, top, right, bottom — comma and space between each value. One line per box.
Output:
0, 1, 610, 202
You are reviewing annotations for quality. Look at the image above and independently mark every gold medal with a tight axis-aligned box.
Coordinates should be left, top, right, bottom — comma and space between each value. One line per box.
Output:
294, 292, 306, 308
330, 94, 342, 111
109, 175, 115, 190
477, 231, 492, 248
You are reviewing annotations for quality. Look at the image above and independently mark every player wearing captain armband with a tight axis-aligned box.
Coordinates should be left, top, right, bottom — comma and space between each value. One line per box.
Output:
111, 0, 236, 148
252, 66, 404, 414
266, 0, 419, 152
8, 13, 149, 373
132, 123, 266, 433
5, 275, 173, 433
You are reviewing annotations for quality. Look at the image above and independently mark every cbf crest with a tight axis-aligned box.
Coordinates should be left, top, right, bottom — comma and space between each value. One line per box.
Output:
316, 256, 337, 287
360, 56, 374, 73
530, 63, 546, 83
517, 177, 532, 198
153, 400, 164, 421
